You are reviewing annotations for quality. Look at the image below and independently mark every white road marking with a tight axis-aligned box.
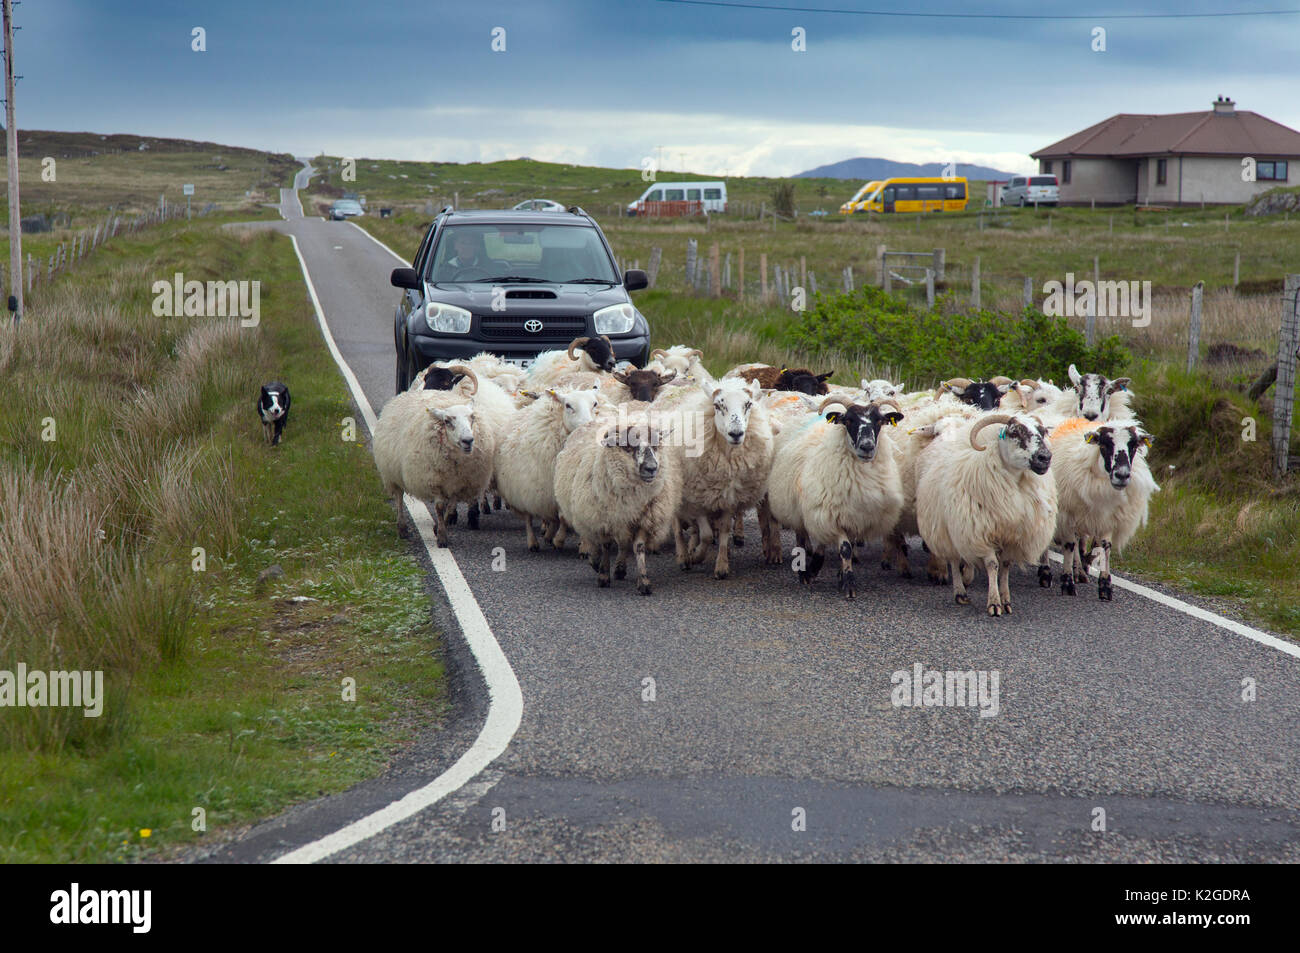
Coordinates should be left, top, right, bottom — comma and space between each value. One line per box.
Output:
1045, 552, 1300, 660
270, 232, 523, 864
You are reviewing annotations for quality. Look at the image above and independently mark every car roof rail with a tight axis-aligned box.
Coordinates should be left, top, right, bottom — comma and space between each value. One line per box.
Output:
567, 205, 589, 217
439, 205, 455, 215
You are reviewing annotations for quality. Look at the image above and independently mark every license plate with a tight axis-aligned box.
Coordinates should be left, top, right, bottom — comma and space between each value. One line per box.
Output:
504, 357, 533, 369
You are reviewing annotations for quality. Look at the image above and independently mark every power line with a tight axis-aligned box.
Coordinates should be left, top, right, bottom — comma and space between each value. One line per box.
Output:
656, 0, 1300, 19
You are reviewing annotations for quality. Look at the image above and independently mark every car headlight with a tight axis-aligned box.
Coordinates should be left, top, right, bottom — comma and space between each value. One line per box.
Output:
424, 302, 471, 333
593, 303, 636, 335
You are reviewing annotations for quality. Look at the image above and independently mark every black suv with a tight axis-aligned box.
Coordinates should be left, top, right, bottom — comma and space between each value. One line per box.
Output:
389, 207, 650, 391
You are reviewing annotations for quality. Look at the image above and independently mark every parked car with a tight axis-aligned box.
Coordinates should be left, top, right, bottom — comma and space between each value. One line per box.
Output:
512, 199, 567, 212
388, 207, 651, 392
1003, 175, 1059, 207
328, 199, 364, 220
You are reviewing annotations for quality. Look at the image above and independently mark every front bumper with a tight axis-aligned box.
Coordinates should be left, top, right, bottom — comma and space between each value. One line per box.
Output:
410, 332, 651, 367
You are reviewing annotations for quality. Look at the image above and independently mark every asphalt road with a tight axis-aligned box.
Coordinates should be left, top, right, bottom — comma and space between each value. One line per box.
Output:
211, 166, 1300, 863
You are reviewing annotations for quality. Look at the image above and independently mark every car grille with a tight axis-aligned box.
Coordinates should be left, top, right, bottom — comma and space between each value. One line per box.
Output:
478, 316, 587, 339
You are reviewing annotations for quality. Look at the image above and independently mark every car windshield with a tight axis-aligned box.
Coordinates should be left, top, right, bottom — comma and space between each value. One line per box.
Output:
429, 223, 618, 283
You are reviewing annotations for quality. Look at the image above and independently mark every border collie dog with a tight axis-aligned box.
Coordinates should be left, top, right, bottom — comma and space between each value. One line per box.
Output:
258, 381, 291, 446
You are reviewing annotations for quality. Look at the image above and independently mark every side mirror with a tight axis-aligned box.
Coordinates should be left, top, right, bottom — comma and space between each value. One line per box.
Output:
391, 267, 422, 290
624, 269, 648, 292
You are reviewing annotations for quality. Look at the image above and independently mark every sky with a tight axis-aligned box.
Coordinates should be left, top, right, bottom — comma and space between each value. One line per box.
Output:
14, 0, 1300, 176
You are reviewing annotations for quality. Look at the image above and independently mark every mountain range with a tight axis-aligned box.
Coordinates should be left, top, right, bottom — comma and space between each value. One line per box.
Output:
796, 157, 1020, 181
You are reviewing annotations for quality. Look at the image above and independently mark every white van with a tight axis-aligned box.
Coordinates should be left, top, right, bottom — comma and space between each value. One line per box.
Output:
627, 181, 728, 216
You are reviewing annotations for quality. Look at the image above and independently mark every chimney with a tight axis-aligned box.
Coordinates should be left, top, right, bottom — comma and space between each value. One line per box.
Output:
1213, 95, 1236, 115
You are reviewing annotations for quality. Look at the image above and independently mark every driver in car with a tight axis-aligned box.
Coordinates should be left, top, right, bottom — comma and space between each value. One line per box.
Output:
447, 233, 486, 270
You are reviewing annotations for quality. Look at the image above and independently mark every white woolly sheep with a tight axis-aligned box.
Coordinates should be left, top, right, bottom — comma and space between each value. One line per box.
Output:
647, 345, 705, 379
1043, 417, 1158, 600
763, 396, 906, 600
526, 335, 617, 388
495, 385, 604, 551
670, 374, 776, 579
915, 412, 1057, 616
371, 372, 496, 548
1050, 363, 1133, 422
553, 409, 683, 595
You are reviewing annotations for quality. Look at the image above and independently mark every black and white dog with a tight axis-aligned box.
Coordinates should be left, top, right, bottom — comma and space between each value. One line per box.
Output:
258, 381, 291, 446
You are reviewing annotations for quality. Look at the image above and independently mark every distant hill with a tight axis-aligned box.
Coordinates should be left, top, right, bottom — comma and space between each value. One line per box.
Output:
795, 157, 1020, 181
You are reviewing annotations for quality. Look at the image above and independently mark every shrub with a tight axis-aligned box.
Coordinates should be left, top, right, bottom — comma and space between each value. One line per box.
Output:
783, 285, 1130, 386
771, 181, 796, 219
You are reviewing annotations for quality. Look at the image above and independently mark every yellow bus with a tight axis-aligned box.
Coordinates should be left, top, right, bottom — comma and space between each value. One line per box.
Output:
856, 177, 969, 213
838, 180, 883, 215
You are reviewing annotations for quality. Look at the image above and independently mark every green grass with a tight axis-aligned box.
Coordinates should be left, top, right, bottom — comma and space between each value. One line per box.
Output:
0, 218, 447, 862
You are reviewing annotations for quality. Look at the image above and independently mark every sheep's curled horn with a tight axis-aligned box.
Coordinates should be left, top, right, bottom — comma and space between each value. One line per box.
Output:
446, 364, 478, 395
1019, 378, 1039, 388
567, 337, 591, 361
968, 413, 1014, 451
649, 348, 668, 361
873, 397, 902, 415
941, 377, 972, 391
988, 375, 1015, 386
817, 395, 849, 415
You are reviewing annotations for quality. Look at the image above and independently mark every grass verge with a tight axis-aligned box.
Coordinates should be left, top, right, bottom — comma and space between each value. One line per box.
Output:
0, 218, 447, 862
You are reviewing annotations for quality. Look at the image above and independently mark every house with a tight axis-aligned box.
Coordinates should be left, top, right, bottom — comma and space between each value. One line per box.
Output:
1031, 97, 1300, 206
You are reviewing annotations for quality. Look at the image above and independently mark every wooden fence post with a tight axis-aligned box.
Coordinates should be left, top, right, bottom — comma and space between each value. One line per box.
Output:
971, 256, 981, 309
1023, 276, 1033, 309
685, 239, 697, 287
647, 247, 662, 288
1186, 281, 1204, 373
809, 271, 817, 295
877, 244, 887, 286
933, 247, 945, 281
738, 247, 745, 301
710, 243, 720, 298
1273, 275, 1300, 477
925, 268, 935, 309
1233, 250, 1240, 289
760, 252, 768, 302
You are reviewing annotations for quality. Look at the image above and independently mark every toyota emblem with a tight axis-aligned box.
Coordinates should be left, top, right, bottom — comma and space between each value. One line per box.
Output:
524, 319, 543, 333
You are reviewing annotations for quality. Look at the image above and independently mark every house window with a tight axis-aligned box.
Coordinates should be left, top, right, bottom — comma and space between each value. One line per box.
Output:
1062, 160, 1072, 185
1043, 161, 1053, 174
1258, 161, 1289, 181
1156, 159, 1167, 185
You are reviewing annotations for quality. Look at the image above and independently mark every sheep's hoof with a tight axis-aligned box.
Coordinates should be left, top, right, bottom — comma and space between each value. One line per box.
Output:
435, 535, 449, 549
637, 577, 653, 595
1060, 574, 1076, 596
1001, 603, 1012, 615
955, 593, 970, 605
492, 495, 502, 511
1074, 569, 1090, 583
1098, 576, 1113, 601
1037, 565, 1053, 588
597, 574, 610, 588
397, 522, 410, 539
467, 504, 480, 530
714, 567, 729, 580
732, 534, 745, 548
987, 603, 1002, 616
838, 570, 856, 600
927, 569, 947, 586
528, 542, 540, 553
798, 570, 814, 587
614, 563, 627, 580
678, 559, 690, 572
446, 508, 458, 525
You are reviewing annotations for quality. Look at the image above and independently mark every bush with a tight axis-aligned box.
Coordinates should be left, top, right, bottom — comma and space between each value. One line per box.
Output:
784, 285, 1130, 386
771, 181, 796, 219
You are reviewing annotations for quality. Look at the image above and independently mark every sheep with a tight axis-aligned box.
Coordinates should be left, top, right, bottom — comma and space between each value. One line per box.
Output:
526, 335, 617, 387
670, 374, 776, 579
1050, 363, 1133, 422
495, 385, 604, 552
725, 363, 833, 395
915, 412, 1057, 616
553, 408, 683, 595
763, 396, 906, 600
939, 376, 1015, 411
860, 378, 905, 403
646, 345, 705, 379
1044, 417, 1158, 600
604, 367, 678, 404
881, 397, 979, 582
1002, 378, 1066, 425
371, 371, 495, 548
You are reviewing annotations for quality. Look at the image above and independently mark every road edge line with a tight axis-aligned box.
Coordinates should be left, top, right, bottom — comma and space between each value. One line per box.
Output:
269, 233, 523, 864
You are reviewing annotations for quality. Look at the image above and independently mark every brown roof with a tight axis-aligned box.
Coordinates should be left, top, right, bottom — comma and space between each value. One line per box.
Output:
1033, 109, 1300, 159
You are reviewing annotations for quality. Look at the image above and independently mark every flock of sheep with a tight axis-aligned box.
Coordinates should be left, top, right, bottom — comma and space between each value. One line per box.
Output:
371, 336, 1158, 614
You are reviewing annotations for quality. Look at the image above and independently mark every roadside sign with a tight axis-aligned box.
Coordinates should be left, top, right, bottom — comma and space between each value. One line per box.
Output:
182, 183, 195, 195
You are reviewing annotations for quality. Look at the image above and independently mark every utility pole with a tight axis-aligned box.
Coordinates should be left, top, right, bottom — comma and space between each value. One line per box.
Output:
3, 0, 22, 327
